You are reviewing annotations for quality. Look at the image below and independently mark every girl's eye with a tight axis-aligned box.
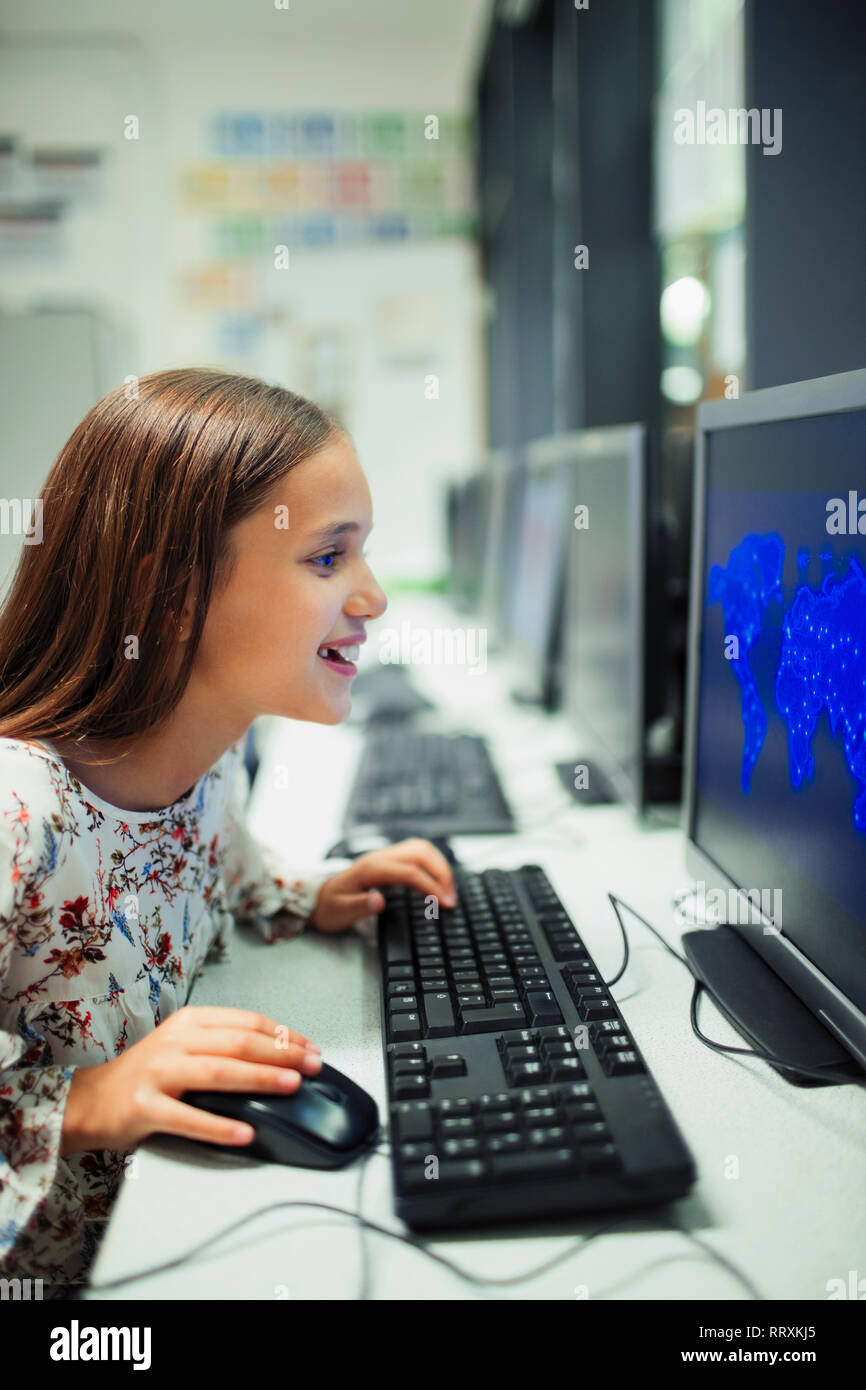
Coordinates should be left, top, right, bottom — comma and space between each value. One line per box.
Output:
310, 549, 343, 571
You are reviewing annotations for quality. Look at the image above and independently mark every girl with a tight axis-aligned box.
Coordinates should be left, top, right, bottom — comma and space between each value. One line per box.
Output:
0, 367, 455, 1294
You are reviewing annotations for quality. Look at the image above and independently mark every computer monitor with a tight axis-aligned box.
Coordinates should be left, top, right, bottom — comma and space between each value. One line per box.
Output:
502, 441, 571, 707
556, 424, 685, 811
683, 366, 866, 1080
447, 471, 489, 611
479, 449, 524, 648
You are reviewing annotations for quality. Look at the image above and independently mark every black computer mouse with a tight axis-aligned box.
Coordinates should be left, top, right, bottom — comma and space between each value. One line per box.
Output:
181, 1062, 380, 1169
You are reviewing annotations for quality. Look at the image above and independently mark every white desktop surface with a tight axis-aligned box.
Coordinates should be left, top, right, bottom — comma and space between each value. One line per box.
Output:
87, 596, 865, 1301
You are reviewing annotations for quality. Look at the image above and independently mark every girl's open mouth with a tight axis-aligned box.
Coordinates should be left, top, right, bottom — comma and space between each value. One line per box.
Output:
316, 643, 360, 677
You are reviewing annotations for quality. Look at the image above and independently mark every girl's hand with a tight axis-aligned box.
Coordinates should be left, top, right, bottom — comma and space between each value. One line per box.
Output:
311, 838, 456, 932
60, 1006, 323, 1156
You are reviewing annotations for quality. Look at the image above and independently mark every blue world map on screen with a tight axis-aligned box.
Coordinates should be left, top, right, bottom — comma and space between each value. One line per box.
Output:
707, 533, 866, 831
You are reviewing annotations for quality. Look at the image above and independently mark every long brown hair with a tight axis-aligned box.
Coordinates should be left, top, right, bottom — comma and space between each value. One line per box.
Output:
0, 367, 343, 765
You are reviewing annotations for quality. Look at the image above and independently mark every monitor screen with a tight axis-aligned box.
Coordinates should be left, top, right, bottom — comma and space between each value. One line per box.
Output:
692, 405, 866, 1015
559, 427, 646, 802
449, 472, 489, 606
505, 458, 569, 666
480, 454, 523, 643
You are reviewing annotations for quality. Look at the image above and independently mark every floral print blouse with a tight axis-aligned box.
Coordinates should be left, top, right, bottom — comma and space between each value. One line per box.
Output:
0, 734, 337, 1290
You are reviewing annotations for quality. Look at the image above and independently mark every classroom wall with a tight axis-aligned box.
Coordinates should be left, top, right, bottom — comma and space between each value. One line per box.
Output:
0, 24, 488, 588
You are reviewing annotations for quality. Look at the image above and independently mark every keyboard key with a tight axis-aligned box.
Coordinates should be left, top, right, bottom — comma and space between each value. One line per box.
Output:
538, 1025, 572, 1041
481, 1110, 519, 1133
393, 1102, 434, 1141
393, 1074, 429, 1100
460, 1002, 526, 1034
400, 1142, 432, 1164
391, 1056, 426, 1075
391, 1042, 426, 1059
517, 1086, 556, 1107
564, 1104, 603, 1128
443, 1137, 482, 1158
604, 1049, 645, 1076
388, 996, 418, 1013
436, 1098, 474, 1116
525, 991, 564, 1025
508, 1061, 546, 1085
478, 1092, 512, 1111
576, 997, 618, 1022
550, 1058, 586, 1080
558, 1082, 595, 1102
490, 1148, 577, 1179
527, 1126, 568, 1148
440, 1117, 476, 1136
429, 1054, 466, 1078
524, 1107, 559, 1126
423, 992, 456, 1037
567, 971, 602, 988
389, 1012, 422, 1041
487, 1132, 524, 1154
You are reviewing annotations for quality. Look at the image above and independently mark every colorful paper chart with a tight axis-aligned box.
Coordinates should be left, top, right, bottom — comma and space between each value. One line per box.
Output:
178, 109, 477, 258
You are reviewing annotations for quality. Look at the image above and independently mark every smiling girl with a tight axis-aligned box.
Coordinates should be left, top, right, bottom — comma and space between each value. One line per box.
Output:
0, 367, 454, 1294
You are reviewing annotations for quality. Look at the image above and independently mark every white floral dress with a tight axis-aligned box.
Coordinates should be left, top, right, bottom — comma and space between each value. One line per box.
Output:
0, 734, 336, 1291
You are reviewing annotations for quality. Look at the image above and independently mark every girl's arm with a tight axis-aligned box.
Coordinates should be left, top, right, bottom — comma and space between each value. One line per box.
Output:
0, 825, 83, 1278
222, 739, 354, 943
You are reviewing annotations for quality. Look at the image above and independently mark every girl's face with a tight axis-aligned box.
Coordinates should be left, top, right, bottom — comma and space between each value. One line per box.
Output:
189, 432, 388, 727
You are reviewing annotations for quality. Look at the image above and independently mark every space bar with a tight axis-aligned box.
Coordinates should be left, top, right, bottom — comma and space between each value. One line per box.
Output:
460, 1003, 526, 1033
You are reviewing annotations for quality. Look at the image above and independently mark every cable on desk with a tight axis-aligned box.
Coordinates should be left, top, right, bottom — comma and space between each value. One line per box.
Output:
603, 893, 866, 1089
85, 1181, 763, 1299
356, 1135, 373, 1300
603, 891, 692, 987
689, 977, 866, 1089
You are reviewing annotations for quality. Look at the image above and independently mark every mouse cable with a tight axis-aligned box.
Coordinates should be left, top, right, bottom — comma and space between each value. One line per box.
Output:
602, 892, 866, 1090
85, 1181, 762, 1300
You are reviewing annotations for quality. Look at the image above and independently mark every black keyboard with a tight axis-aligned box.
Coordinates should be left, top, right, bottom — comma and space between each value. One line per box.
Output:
344, 731, 515, 835
349, 664, 434, 723
378, 864, 696, 1230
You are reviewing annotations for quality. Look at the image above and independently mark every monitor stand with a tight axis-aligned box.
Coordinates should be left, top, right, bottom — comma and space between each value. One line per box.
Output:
682, 925, 862, 1086
555, 758, 618, 805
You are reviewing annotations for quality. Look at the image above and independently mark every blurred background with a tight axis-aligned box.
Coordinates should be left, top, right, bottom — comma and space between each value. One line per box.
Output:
0, 0, 863, 603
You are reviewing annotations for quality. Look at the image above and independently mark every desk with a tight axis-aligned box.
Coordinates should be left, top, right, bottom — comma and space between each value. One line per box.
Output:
87, 596, 865, 1300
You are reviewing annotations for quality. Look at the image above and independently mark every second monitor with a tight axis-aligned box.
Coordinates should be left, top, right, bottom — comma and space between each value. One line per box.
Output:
513, 424, 689, 814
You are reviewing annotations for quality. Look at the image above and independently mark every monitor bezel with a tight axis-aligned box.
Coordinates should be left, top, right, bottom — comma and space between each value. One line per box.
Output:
479, 448, 521, 645
684, 366, 866, 1067
554, 423, 649, 813
504, 436, 574, 706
